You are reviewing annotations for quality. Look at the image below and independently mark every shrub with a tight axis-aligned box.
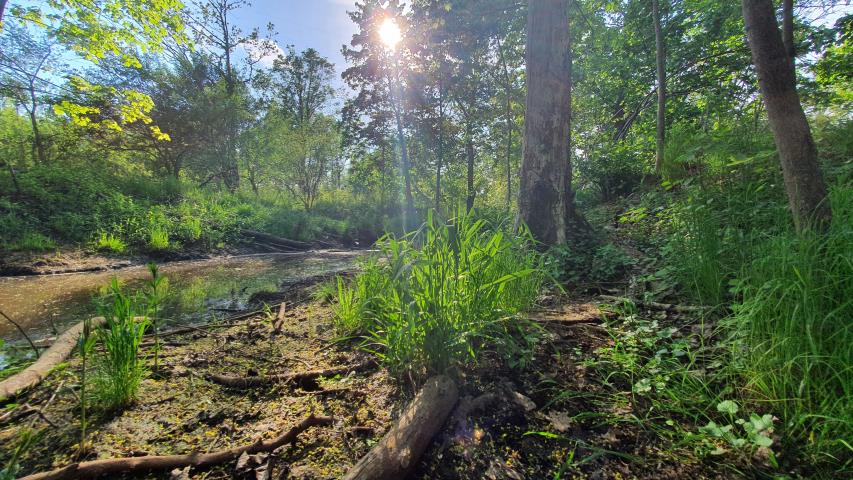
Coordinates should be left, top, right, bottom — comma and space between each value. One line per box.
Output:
147, 228, 170, 251
9, 232, 55, 252
334, 214, 544, 378
96, 233, 126, 254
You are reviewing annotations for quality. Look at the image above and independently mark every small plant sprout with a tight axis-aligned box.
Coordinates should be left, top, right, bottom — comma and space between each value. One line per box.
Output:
144, 262, 167, 373
77, 316, 98, 457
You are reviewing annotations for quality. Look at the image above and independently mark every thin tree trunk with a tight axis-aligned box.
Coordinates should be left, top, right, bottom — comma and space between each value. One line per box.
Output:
519, 0, 573, 245
652, 0, 666, 174
435, 65, 444, 214
742, 0, 831, 231
391, 55, 415, 231
28, 108, 46, 165
0, 0, 8, 25
496, 37, 514, 211
466, 121, 475, 214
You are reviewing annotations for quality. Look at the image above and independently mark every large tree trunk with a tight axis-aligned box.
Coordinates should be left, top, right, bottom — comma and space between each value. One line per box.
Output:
742, 0, 831, 231
519, 0, 573, 245
652, 0, 666, 174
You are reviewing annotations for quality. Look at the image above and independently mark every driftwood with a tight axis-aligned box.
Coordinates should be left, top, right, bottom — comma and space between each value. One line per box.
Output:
206, 359, 377, 389
18, 414, 333, 480
241, 230, 311, 251
343, 375, 459, 480
0, 317, 106, 402
598, 295, 711, 314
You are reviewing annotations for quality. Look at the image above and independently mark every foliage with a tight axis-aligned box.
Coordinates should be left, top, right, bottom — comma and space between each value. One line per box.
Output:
96, 233, 126, 254
334, 214, 543, 378
93, 279, 149, 410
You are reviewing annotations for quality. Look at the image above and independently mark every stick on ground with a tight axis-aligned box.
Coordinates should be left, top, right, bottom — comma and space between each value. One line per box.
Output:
18, 414, 333, 480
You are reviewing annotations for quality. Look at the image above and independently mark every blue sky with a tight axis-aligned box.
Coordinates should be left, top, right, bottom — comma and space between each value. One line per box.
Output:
233, 0, 359, 90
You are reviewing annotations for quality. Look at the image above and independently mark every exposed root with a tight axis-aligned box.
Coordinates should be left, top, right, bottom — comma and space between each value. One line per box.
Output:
343, 375, 459, 480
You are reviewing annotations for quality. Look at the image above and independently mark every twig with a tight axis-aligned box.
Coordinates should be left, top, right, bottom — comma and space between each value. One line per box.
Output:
0, 309, 39, 356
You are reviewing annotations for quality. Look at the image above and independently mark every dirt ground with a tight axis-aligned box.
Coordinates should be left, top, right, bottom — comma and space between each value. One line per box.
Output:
1, 286, 730, 479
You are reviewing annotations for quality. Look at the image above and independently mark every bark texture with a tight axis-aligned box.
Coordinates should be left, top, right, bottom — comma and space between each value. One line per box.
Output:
519, 0, 573, 245
742, 0, 831, 231
652, 0, 667, 174
342, 375, 458, 480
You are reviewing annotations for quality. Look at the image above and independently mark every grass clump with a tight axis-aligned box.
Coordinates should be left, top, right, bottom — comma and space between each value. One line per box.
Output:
334, 213, 544, 378
93, 279, 149, 410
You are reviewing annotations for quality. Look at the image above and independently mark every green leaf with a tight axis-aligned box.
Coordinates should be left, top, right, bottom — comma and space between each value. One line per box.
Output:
716, 400, 739, 415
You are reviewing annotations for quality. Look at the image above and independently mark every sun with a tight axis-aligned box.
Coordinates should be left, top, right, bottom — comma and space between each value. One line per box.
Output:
378, 18, 402, 50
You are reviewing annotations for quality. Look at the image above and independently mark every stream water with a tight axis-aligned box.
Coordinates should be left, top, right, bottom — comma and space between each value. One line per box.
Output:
0, 251, 360, 345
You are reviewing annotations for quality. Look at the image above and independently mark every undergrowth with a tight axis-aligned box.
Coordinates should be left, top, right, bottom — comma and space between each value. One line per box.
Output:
333, 213, 544, 379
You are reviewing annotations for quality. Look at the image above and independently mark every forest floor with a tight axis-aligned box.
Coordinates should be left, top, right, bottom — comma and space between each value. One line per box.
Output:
0, 270, 738, 479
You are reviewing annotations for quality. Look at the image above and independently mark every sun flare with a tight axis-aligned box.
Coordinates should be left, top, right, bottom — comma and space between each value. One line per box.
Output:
378, 18, 402, 50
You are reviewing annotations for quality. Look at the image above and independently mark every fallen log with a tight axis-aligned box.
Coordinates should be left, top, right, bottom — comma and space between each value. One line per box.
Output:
241, 230, 311, 251
18, 414, 333, 480
343, 375, 458, 480
598, 295, 711, 314
206, 359, 377, 389
0, 317, 106, 403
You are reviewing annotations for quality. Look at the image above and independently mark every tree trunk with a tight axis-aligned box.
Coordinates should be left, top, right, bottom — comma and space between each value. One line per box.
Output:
391, 56, 415, 231
782, 0, 795, 61
436, 67, 444, 214
496, 37, 514, 211
466, 121, 475, 214
652, 0, 666, 174
0, 0, 7, 24
519, 0, 573, 245
742, 0, 831, 231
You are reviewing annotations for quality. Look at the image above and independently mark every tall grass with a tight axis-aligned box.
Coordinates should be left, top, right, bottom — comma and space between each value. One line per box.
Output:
666, 182, 852, 471
334, 213, 544, 378
726, 187, 853, 467
94, 280, 149, 410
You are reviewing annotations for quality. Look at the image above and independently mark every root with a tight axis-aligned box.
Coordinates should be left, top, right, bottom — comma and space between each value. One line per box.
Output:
342, 375, 458, 480
18, 414, 333, 480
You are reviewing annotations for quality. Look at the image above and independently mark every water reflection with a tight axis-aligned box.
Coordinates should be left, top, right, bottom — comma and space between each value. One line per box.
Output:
0, 252, 358, 341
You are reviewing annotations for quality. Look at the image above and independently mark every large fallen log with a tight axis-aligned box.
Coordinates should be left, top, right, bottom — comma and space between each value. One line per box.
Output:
0, 317, 106, 403
18, 414, 333, 480
241, 230, 311, 251
206, 359, 377, 389
343, 375, 458, 480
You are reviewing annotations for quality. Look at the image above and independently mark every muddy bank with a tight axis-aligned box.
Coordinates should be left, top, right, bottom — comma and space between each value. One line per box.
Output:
0, 290, 734, 479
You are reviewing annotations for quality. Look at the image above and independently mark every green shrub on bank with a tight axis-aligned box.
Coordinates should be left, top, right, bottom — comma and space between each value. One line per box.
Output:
96, 233, 126, 253
334, 214, 544, 378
